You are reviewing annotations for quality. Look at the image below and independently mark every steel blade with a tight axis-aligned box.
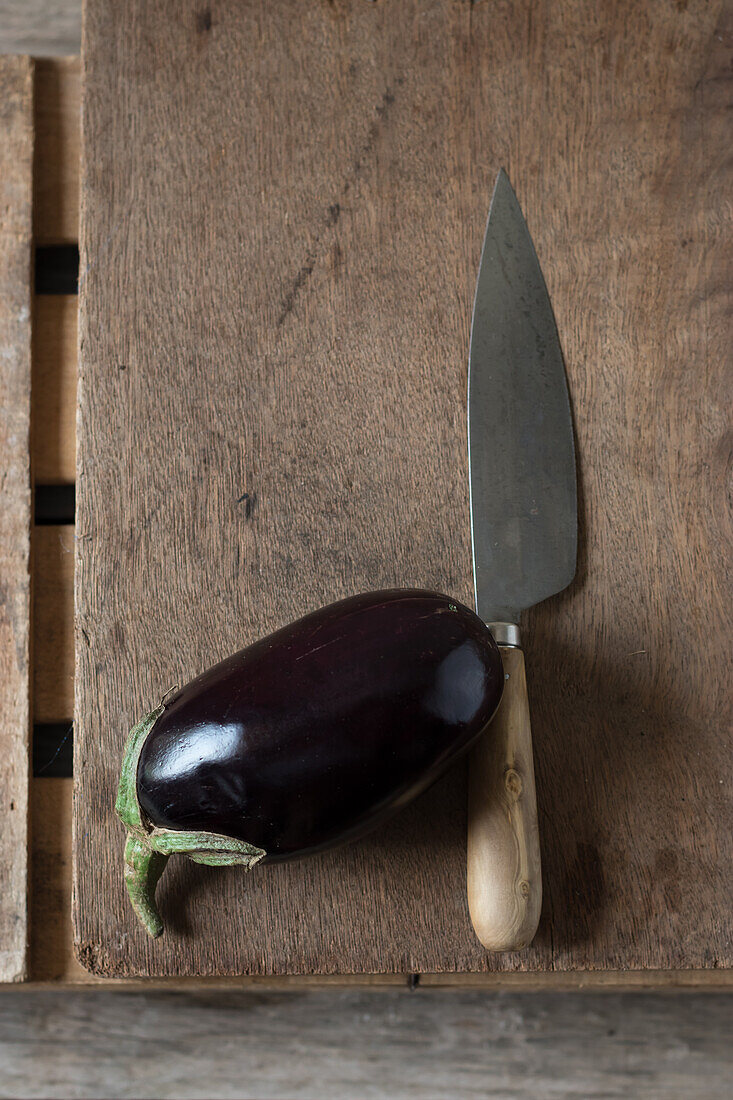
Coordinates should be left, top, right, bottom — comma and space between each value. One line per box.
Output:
468, 170, 577, 625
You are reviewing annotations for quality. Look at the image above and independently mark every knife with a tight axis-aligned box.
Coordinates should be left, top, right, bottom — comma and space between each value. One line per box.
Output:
466, 170, 577, 952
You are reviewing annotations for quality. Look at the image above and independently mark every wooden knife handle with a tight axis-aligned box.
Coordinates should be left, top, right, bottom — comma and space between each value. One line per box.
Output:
467, 645, 542, 951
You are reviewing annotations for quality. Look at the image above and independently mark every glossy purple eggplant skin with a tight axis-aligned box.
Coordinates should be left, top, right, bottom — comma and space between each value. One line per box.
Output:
136, 590, 503, 862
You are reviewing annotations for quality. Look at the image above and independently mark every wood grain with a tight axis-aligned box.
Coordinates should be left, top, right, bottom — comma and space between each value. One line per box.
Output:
75, 0, 732, 977
33, 57, 80, 245
32, 295, 77, 484
0, 56, 34, 985
468, 647, 542, 951
2, 991, 732, 1100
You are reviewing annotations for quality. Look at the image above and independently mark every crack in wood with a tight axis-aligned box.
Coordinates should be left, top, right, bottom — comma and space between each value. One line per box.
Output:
277, 83, 399, 327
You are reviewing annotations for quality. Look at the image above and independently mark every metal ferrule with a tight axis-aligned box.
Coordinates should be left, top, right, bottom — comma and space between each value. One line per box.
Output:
488, 622, 521, 648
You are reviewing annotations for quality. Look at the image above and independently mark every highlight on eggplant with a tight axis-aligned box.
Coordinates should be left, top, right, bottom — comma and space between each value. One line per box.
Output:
115, 589, 504, 937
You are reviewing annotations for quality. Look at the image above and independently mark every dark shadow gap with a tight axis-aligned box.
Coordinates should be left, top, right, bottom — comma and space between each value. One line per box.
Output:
34, 483, 75, 524
35, 244, 79, 294
33, 723, 73, 777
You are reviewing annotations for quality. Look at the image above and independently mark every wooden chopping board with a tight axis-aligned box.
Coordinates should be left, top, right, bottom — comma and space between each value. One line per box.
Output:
74, 0, 732, 977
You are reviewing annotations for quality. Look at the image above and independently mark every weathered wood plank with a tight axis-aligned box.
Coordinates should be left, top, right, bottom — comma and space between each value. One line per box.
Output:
32, 295, 77, 484
0, 55, 34, 984
1, 989, 732, 1099
0, 1, 80, 57
75, 0, 732, 977
33, 57, 80, 245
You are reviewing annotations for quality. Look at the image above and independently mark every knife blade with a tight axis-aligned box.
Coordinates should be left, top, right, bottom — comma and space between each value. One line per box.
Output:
466, 170, 577, 951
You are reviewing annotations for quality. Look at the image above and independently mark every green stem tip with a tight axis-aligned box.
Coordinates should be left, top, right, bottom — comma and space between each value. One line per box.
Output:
123, 834, 169, 938
115, 706, 266, 938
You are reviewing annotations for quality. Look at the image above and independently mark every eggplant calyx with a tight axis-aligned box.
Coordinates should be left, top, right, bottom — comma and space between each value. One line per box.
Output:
115, 705, 166, 837
115, 706, 266, 938
147, 827, 266, 867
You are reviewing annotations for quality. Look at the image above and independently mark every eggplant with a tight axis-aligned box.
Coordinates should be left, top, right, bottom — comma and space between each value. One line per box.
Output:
116, 589, 503, 936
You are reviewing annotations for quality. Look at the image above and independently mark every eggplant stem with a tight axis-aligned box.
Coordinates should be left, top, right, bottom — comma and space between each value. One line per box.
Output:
148, 828, 266, 864
123, 834, 169, 939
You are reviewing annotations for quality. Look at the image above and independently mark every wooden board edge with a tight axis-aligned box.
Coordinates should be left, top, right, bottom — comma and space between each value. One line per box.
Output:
418, 970, 733, 992
0, 54, 34, 985
6, 970, 732, 993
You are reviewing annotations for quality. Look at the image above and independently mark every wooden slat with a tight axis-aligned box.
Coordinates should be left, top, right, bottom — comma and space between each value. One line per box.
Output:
32, 525, 74, 723
32, 296, 77, 484
33, 57, 79, 245
0, 55, 34, 984
75, 0, 732, 979
4, 990, 733, 1100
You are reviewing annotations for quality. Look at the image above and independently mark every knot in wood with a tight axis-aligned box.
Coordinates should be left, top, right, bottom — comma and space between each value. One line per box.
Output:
504, 768, 523, 800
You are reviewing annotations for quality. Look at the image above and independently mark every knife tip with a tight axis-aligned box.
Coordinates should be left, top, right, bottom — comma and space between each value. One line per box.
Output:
494, 166, 512, 191
489, 168, 523, 224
